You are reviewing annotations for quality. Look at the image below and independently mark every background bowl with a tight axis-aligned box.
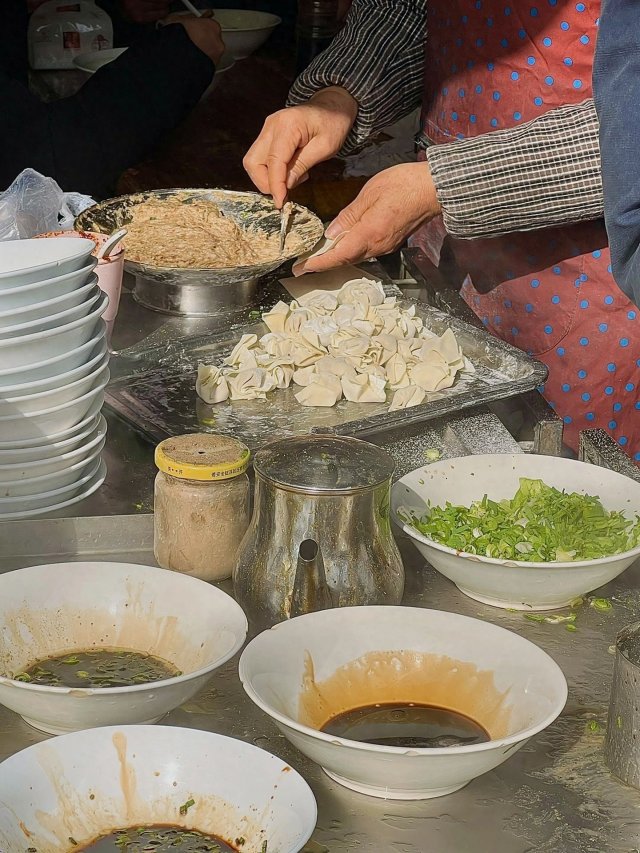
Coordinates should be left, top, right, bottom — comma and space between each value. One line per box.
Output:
0, 321, 105, 386
0, 395, 103, 449
0, 725, 317, 853
0, 276, 97, 329
0, 259, 97, 311
0, 366, 108, 441
0, 357, 108, 416
0, 292, 107, 370
212, 9, 282, 58
0, 337, 107, 397
0, 456, 102, 516
0, 458, 106, 520
0, 237, 95, 287
0, 562, 248, 734
239, 606, 567, 800
392, 454, 640, 610
0, 441, 104, 497
0, 286, 101, 338
0, 415, 106, 480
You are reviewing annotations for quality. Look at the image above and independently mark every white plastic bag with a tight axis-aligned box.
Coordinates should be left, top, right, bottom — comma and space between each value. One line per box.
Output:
0, 169, 96, 241
28, 0, 113, 71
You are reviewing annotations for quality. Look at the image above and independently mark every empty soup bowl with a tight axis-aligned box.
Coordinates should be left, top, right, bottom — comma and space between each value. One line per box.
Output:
0, 725, 317, 853
0, 561, 248, 734
239, 606, 567, 799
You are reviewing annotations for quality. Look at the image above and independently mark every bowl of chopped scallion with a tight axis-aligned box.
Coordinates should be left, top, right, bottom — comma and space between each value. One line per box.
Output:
392, 454, 640, 610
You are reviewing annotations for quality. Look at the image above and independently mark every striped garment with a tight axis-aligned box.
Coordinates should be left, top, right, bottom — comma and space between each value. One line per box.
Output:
288, 0, 603, 240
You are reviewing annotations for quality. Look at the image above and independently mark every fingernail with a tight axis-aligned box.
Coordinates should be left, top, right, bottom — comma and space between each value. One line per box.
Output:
292, 262, 307, 277
325, 221, 342, 239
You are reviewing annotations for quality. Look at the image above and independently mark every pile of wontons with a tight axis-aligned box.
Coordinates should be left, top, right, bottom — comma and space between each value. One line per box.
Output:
196, 278, 467, 412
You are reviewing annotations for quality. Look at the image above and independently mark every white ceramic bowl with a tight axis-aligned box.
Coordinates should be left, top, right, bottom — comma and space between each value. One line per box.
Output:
0, 457, 106, 520
0, 440, 104, 497
0, 366, 108, 442
0, 286, 100, 338
0, 291, 107, 370
0, 455, 102, 516
0, 258, 96, 311
0, 725, 317, 853
0, 320, 106, 387
239, 606, 567, 800
0, 395, 103, 449
0, 275, 97, 329
392, 454, 640, 611
213, 9, 282, 58
0, 561, 249, 734
0, 415, 106, 479
0, 337, 107, 397
0, 237, 95, 288
0, 356, 108, 416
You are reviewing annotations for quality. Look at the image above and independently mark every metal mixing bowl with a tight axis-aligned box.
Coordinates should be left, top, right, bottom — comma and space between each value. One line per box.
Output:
75, 189, 324, 316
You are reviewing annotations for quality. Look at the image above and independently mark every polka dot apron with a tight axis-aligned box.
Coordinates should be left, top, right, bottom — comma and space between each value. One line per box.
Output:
412, 0, 640, 461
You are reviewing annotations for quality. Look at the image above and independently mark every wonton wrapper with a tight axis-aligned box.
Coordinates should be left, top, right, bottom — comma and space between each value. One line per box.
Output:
292, 365, 318, 386
338, 279, 386, 308
410, 358, 456, 392
301, 315, 340, 347
196, 364, 229, 404
224, 333, 259, 369
342, 372, 387, 403
389, 386, 427, 412
227, 368, 277, 401
295, 374, 342, 407
296, 289, 339, 314
262, 301, 290, 334
385, 353, 410, 390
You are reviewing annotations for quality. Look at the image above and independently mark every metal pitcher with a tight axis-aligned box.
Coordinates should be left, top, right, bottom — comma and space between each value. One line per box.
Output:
233, 435, 405, 630
605, 621, 640, 788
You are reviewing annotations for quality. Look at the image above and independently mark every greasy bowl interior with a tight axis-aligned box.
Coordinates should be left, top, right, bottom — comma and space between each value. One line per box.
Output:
75, 188, 324, 283
239, 606, 567, 799
0, 562, 248, 734
0, 724, 317, 853
392, 453, 640, 610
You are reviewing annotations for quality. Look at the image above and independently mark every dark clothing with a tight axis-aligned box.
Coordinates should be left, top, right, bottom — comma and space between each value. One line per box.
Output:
593, 0, 640, 307
1, 1, 214, 198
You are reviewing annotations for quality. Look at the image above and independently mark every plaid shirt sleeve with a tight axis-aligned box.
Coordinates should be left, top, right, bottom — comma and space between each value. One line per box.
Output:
287, 0, 426, 154
425, 98, 603, 239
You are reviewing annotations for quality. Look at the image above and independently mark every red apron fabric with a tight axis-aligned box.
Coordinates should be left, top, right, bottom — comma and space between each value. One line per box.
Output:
412, 0, 640, 461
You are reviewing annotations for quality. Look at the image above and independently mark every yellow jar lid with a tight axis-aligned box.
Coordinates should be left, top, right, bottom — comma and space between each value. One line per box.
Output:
155, 433, 250, 481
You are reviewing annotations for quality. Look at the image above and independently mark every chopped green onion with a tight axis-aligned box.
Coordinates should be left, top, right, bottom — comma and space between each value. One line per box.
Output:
409, 477, 640, 562
589, 597, 613, 612
179, 798, 195, 816
424, 448, 441, 462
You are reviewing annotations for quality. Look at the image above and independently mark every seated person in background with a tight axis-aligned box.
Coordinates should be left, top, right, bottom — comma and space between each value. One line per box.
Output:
593, 0, 640, 308
3, 0, 224, 198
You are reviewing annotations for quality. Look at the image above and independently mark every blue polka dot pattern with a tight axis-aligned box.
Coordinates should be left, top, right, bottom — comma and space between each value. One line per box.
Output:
573, 79, 583, 89
551, 295, 560, 304
501, 38, 509, 47
580, 34, 589, 44
531, 7, 539, 16
581, 392, 590, 402
560, 21, 569, 29
493, 91, 501, 101
579, 299, 589, 309
564, 416, 572, 424
534, 96, 543, 106
576, 2, 585, 9
620, 338, 630, 347
562, 383, 571, 392
557, 347, 565, 356
543, 36, 552, 46
614, 402, 623, 412
531, 278, 540, 288
544, 75, 554, 85
578, 370, 587, 378
586, 413, 595, 421
475, 84, 483, 94
511, 71, 519, 81
609, 420, 618, 430
598, 323, 608, 332
626, 383, 635, 392
490, 118, 498, 127
605, 295, 614, 305
552, 266, 561, 275
544, 324, 553, 334
527, 56, 536, 65
629, 310, 637, 319
513, 111, 522, 120
605, 386, 614, 395
620, 437, 628, 446
579, 337, 589, 346
470, 114, 477, 123
564, 57, 573, 66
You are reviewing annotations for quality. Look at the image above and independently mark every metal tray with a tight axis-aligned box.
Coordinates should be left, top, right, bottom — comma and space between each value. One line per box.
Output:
105, 298, 547, 449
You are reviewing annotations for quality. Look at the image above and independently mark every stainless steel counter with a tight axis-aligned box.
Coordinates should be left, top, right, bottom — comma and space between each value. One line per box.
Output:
1, 270, 639, 852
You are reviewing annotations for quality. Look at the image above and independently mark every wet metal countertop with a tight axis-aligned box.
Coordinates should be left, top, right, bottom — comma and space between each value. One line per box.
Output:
1, 276, 639, 852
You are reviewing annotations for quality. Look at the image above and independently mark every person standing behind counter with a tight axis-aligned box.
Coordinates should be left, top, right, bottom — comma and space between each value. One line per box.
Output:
244, 0, 640, 463
2, 0, 224, 198
593, 0, 640, 310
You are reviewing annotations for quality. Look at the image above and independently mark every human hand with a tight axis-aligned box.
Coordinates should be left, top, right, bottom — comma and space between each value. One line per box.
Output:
167, 16, 226, 65
243, 86, 358, 208
293, 163, 442, 275
120, 0, 171, 24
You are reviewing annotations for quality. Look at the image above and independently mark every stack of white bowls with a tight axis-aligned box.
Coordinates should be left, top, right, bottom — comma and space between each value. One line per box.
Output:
0, 238, 109, 519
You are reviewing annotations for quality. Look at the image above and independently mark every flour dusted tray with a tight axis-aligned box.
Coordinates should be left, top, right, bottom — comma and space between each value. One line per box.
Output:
105, 300, 547, 449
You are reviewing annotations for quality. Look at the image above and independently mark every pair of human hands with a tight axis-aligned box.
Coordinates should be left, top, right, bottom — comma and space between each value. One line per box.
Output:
120, 1, 225, 65
243, 86, 441, 274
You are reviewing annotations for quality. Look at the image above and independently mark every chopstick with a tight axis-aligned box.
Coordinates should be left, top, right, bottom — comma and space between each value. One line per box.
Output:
181, 0, 203, 16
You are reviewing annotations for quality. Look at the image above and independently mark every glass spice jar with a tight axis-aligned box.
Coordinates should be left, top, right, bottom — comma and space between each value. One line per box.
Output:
153, 433, 251, 582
